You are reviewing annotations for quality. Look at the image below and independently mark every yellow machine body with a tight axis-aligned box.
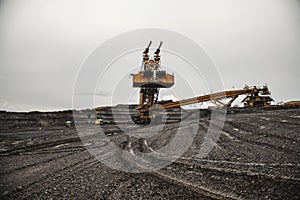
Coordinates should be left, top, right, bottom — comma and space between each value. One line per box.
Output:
132, 71, 174, 88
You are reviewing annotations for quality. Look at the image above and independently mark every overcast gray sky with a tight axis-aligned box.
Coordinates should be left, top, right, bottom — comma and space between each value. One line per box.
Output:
0, 0, 299, 111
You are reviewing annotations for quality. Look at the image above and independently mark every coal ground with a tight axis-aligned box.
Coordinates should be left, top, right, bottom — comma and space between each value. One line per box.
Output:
0, 107, 299, 199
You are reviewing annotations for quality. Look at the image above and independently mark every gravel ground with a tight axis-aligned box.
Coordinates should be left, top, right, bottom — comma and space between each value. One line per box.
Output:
0, 108, 299, 199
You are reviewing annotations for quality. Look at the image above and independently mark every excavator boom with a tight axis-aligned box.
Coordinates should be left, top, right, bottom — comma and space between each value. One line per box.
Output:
159, 86, 270, 109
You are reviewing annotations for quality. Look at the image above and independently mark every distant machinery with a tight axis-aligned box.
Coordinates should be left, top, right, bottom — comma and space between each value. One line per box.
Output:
156, 85, 273, 110
241, 94, 274, 107
106, 42, 273, 124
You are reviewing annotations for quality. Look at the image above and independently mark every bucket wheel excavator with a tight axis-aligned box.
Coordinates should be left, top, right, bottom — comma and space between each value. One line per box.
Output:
130, 42, 273, 124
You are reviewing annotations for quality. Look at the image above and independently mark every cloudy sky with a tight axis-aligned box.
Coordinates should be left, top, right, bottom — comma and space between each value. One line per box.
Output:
0, 0, 299, 111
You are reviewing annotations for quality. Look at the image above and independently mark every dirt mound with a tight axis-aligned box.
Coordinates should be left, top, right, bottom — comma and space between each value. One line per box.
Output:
0, 107, 299, 199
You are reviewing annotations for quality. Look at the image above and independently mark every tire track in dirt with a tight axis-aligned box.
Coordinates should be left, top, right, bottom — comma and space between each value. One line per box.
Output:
7, 152, 99, 199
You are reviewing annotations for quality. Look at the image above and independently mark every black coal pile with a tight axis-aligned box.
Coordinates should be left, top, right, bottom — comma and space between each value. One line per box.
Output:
0, 107, 299, 199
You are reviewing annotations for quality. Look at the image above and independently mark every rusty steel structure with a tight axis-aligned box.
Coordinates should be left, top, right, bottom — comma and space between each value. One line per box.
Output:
158, 85, 272, 109
130, 42, 273, 123
132, 41, 174, 123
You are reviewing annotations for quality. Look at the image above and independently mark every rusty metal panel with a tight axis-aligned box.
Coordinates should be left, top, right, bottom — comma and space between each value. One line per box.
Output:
132, 72, 174, 88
